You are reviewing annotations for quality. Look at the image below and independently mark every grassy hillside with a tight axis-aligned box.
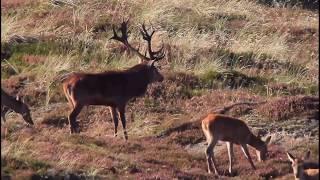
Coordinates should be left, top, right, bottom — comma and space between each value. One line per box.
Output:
1, 0, 319, 179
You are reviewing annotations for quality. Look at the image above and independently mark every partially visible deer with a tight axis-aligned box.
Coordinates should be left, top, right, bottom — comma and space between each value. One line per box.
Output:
201, 113, 271, 175
287, 151, 319, 180
1, 88, 34, 136
61, 20, 165, 140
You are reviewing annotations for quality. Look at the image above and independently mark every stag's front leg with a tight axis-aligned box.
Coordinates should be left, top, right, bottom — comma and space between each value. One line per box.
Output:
109, 107, 119, 137
117, 106, 128, 140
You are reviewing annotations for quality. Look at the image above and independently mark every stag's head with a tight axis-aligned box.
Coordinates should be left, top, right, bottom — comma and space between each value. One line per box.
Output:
145, 60, 164, 83
110, 20, 165, 83
16, 96, 34, 125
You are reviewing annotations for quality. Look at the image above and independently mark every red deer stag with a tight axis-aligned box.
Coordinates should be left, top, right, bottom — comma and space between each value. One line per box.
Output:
287, 151, 319, 180
1, 88, 34, 125
201, 113, 271, 175
61, 20, 165, 140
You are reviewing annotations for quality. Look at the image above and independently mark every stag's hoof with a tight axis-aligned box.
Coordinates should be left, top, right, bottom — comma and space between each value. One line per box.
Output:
70, 129, 75, 134
70, 126, 80, 134
74, 127, 80, 133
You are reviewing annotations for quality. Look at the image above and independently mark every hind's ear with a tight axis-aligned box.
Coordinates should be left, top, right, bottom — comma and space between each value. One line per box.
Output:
265, 136, 271, 144
287, 152, 295, 163
303, 151, 311, 160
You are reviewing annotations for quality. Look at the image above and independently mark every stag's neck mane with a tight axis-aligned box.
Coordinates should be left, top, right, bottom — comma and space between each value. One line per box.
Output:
126, 64, 152, 96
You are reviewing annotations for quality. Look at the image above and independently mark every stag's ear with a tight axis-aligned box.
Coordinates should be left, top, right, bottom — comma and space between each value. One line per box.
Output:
303, 151, 311, 160
148, 60, 156, 67
287, 152, 295, 163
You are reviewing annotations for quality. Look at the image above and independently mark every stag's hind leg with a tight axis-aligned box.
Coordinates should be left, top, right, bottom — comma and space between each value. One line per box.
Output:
68, 104, 83, 134
109, 107, 119, 137
117, 105, 128, 140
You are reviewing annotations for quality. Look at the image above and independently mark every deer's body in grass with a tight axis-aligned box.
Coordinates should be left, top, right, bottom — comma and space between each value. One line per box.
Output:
287, 151, 319, 180
1, 88, 33, 125
1, 88, 33, 137
201, 113, 271, 175
61, 21, 165, 140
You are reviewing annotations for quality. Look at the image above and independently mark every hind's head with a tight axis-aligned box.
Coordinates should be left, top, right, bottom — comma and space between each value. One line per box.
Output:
287, 151, 312, 180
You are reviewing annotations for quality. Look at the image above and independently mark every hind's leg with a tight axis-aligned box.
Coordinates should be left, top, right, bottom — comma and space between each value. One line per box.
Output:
117, 105, 128, 140
241, 144, 256, 170
227, 142, 235, 175
206, 138, 219, 175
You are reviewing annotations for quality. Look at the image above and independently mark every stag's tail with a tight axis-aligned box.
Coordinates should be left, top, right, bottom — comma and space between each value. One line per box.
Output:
55, 72, 76, 83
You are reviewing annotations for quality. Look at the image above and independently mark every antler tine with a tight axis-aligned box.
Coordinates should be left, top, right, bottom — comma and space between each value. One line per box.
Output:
110, 20, 166, 62
140, 23, 155, 41
140, 23, 161, 60
155, 49, 165, 61
120, 20, 129, 42
150, 43, 165, 61
110, 25, 121, 41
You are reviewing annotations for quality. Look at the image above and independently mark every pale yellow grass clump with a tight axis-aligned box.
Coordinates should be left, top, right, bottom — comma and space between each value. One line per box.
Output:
32, 54, 74, 105
230, 24, 290, 60
1, 15, 25, 43
137, 0, 263, 23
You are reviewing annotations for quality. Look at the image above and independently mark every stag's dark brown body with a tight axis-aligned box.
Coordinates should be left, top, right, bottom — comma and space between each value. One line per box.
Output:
62, 20, 165, 140
62, 62, 163, 140
63, 64, 159, 106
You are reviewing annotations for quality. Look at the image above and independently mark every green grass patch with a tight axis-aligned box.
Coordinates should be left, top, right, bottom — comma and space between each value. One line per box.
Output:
10, 41, 58, 56
199, 70, 267, 89
2, 157, 51, 175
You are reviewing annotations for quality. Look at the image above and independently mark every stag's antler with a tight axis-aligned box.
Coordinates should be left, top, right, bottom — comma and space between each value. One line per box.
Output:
110, 20, 165, 62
